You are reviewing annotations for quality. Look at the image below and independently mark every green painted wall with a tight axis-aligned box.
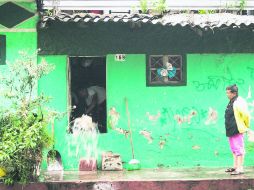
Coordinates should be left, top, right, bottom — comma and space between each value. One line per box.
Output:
0, 1, 37, 62
2, 0, 254, 171
0, 32, 37, 61
2, 0, 252, 169
0, 1, 37, 106
37, 55, 70, 169
103, 54, 254, 168
37, 56, 93, 170
42, 53, 254, 170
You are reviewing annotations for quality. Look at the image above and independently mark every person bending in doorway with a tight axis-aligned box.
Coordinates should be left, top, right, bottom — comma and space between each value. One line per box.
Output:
225, 84, 250, 175
76, 86, 106, 132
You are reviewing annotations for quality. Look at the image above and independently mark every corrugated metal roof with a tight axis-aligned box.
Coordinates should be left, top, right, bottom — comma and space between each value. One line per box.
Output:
161, 13, 254, 28
40, 13, 254, 29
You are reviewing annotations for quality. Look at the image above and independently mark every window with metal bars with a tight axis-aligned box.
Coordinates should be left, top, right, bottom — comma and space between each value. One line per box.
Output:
147, 55, 186, 86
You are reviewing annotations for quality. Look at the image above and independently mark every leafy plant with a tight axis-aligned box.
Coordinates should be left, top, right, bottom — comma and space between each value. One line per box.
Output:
208, 10, 216, 14
223, 0, 246, 14
0, 51, 60, 184
198, 10, 207, 14
139, 0, 166, 15
44, 9, 53, 16
198, 10, 216, 14
140, 0, 148, 14
239, 0, 246, 14
152, 0, 166, 15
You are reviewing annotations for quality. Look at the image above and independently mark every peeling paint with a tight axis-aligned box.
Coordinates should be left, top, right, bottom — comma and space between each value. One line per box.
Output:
174, 110, 197, 125
139, 130, 153, 144
114, 127, 129, 138
159, 136, 167, 149
192, 145, 201, 150
146, 111, 161, 122
109, 107, 120, 129
205, 107, 218, 125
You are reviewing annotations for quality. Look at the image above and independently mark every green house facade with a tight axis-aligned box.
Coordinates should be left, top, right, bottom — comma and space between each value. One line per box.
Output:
2, 1, 254, 170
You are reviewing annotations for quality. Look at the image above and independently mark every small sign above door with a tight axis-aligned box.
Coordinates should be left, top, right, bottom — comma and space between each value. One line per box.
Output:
115, 54, 126, 61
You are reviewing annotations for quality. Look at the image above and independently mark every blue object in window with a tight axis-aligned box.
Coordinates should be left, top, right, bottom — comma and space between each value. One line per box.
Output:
157, 68, 163, 77
157, 67, 176, 78
168, 67, 176, 79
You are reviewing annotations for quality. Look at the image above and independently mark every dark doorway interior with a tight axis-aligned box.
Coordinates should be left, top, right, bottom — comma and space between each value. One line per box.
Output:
69, 56, 107, 133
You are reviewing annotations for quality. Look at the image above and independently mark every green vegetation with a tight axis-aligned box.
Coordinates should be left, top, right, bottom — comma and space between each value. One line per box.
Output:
140, 0, 166, 15
0, 51, 60, 185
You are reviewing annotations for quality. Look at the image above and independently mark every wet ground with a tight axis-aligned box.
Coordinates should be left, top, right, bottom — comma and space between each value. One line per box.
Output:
41, 167, 254, 182
2, 168, 254, 190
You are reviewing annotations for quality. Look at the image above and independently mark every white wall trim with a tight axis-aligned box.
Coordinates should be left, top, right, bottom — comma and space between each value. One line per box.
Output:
0, 28, 36, 32
0, 0, 35, 3
43, 0, 254, 10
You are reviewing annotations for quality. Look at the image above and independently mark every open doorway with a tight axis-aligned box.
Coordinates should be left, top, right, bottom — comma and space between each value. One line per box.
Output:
69, 56, 107, 133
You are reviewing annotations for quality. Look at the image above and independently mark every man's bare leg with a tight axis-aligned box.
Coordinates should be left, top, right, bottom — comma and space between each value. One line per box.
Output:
237, 155, 244, 172
233, 154, 237, 169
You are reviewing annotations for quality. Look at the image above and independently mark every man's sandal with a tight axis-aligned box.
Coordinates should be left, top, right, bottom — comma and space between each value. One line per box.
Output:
225, 168, 236, 172
230, 170, 244, 175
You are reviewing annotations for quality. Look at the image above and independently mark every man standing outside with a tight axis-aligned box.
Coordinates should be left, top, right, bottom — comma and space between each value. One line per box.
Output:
225, 84, 250, 175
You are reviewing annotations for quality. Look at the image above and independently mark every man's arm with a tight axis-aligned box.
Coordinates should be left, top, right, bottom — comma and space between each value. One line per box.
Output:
85, 93, 98, 114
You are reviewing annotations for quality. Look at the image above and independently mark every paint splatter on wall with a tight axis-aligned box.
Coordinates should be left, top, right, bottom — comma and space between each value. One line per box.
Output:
109, 107, 120, 129
174, 110, 197, 125
146, 111, 161, 122
159, 136, 167, 149
205, 107, 218, 125
108, 107, 130, 137
192, 145, 201, 150
114, 127, 129, 138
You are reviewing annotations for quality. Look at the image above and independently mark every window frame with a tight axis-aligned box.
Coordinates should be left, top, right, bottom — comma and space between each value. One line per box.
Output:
0, 35, 6, 65
146, 54, 187, 87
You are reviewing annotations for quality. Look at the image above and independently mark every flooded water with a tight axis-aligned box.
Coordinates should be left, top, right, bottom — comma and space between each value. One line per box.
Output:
68, 115, 99, 169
